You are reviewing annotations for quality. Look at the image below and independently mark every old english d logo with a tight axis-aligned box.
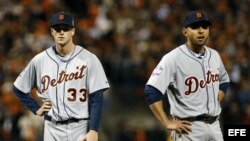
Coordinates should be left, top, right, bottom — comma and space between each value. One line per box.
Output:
196, 12, 202, 18
59, 14, 64, 20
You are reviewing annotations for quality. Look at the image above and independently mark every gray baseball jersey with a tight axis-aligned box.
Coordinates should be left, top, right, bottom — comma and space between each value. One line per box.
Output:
14, 45, 110, 121
146, 44, 230, 118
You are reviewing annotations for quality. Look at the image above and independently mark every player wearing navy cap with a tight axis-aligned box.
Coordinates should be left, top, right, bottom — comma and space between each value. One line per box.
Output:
13, 11, 110, 141
145, 10, 229, 141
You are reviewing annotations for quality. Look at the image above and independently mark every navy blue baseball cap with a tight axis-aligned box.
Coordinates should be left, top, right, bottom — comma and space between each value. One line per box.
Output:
50, 11, 74, 27
183, 10, 212, 27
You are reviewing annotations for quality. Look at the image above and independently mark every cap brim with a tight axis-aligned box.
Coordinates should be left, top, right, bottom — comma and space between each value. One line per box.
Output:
50, 22, 74, 28
184, 20, 212, 27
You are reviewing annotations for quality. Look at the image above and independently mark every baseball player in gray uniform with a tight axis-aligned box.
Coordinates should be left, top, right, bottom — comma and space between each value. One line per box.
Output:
145, 10, 230, 141
13, 11, 110, 141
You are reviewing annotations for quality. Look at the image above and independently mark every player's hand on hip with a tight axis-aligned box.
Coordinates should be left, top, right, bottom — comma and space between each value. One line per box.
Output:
218, 90, 225, 103
165, 119, 192, 134
36, 101, 52, 116
79, 130, 98, 141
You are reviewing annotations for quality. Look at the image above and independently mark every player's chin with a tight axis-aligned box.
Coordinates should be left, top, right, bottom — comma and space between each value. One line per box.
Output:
57, 41, 67, 46
196, 40, 206, 46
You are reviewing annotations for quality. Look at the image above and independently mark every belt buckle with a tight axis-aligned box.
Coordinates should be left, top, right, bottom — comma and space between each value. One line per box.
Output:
203, 115, 215, 124
59, 118, 79, 124
189, 117, 197, 121
68, 119, 76, 123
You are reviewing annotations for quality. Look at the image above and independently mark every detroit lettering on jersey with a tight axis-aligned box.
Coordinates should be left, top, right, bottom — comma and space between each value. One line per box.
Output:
185, 69, 219, 95
151, 61, 220, 95
41, 65, 86, 93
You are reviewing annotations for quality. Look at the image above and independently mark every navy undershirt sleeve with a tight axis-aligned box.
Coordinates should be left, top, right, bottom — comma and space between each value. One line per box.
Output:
219, 82, 229, 95
12, 85, 40, 114
144, 85, 163, 105
89, 90, 104, 132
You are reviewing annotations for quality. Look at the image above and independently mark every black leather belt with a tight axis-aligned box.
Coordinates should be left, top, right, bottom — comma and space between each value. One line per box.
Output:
175, 114, 218, 124
45, 115, 89, 124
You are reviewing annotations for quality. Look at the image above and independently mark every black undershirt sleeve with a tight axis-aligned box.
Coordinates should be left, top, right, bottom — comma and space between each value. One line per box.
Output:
144, 85, 163, 105
88, 90, 104, 132
12, 85, 40, 114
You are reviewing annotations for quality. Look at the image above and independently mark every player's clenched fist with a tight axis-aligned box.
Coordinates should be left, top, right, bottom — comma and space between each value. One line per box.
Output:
36, 101, 52, 116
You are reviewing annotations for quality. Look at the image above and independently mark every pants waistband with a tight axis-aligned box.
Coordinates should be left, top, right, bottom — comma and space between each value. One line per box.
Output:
175, 114, 218, 124
44, 115, 89, 124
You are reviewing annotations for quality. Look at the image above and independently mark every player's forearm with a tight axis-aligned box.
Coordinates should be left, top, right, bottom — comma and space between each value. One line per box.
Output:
218, 90, 225, 103
12, 85, 40, 114
149, 101, 170, 126
145, 85, 170, 125
89, 90, 104, 132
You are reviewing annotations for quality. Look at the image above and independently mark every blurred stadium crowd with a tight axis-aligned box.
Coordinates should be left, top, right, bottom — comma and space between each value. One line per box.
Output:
0, 0, 250, 141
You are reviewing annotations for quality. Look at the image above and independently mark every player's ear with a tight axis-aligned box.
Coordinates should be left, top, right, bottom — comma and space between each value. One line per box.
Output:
182, 28, 188, 37
71, 28, 75, 36
50, 28, 54, 35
